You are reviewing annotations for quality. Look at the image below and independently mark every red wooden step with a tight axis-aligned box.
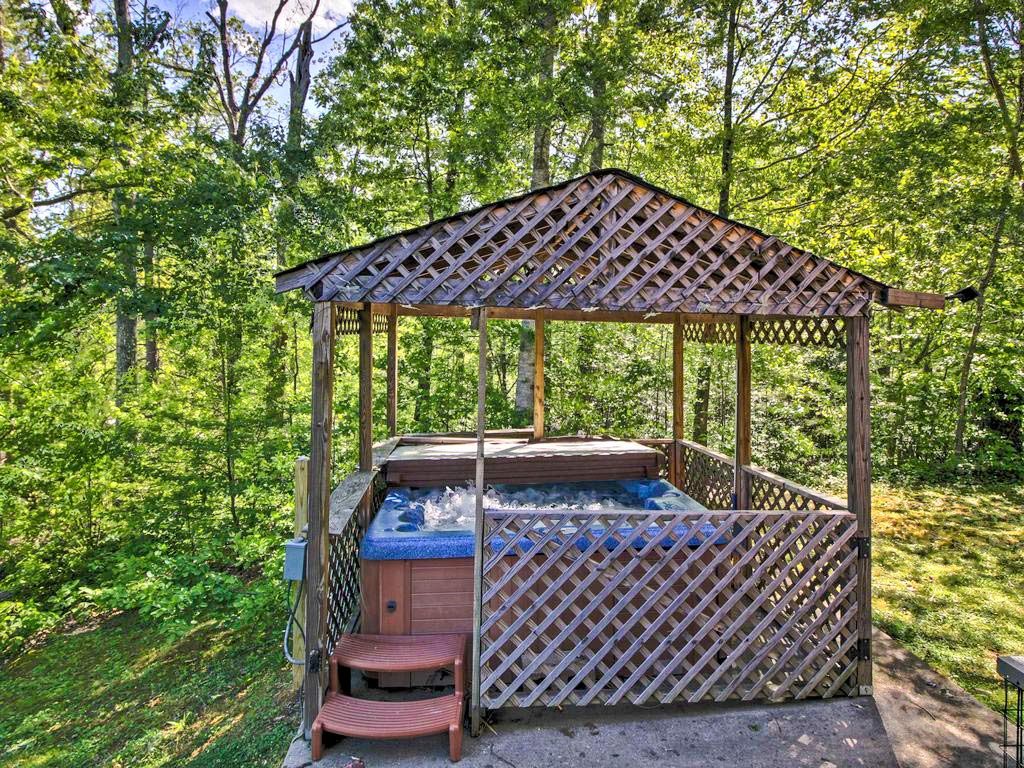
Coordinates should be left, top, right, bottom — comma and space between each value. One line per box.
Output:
330, 633, 466, 693
312, 691, 464, 762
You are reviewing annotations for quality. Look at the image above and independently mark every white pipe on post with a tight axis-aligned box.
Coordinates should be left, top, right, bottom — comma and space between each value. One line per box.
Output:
470, 307, 487, 737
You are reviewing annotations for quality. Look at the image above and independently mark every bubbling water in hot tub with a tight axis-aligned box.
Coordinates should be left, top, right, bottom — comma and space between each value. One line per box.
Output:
412, 482, 640, 531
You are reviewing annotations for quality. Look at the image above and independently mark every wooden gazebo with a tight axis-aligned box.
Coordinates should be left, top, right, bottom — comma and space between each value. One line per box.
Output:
276, 168, 944, 739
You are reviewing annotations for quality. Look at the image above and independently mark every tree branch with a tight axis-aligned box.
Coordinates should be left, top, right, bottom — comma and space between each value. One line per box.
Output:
2, 183, 135, 220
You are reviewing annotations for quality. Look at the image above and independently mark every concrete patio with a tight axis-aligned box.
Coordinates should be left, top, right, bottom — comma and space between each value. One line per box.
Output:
284, 696, 898, 768
283, 628, 1003, 768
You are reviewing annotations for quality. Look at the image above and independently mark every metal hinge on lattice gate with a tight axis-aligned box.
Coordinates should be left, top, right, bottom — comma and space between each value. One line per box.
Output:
855, 536, 871, 559
858, 638, 872, 661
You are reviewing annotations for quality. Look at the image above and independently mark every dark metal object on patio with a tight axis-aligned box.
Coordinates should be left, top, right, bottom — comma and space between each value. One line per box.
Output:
1000, 656, 1024, 768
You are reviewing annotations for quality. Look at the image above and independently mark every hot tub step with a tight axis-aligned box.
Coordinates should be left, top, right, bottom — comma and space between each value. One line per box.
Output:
311, 691, 464, 762
330, 632, 466, 693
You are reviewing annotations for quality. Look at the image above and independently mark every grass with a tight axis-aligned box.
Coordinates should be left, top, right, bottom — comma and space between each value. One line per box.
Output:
0, 612, 297, 768
873, 481, 1024, 712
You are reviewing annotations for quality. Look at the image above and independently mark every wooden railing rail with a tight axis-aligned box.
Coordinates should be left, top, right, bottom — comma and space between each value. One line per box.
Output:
677, 438, 735, 465
322, 438, 398, 652
325, 464, 388, 653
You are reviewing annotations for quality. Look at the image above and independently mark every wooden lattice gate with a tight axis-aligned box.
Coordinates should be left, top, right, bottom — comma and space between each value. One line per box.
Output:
478, 508, 860, 710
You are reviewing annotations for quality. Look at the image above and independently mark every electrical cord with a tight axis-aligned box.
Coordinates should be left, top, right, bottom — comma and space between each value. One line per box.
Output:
283, 578, 305, 666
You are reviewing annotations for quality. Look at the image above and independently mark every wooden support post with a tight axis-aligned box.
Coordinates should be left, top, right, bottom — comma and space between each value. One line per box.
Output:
533, 311, 545, 440
292, 456, 309, 692
386, 305, 398, 437
358, 302, 373, 471
672, 316, 685, 489
303, 302, 334, 738
846, 315, 872, 694
734, 316, 751, 509
471, 307, 488, 737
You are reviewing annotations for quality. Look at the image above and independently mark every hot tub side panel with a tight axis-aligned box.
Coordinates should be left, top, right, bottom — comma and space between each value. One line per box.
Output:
362, 557, 474, 686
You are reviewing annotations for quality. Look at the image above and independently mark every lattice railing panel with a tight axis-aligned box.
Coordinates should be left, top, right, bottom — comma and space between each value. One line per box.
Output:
745, 467, 847, 512
335, 308, 390, 336
677, 317, 844, 348
326, 472, 386, 651
479, 509, 859, 709
679, 441, 734, 509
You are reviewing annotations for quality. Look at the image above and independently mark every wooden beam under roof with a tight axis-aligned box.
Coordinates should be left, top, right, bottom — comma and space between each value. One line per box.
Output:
338, 302, 740, 326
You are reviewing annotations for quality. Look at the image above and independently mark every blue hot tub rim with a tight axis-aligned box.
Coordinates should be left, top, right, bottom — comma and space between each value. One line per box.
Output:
360, 478, 725, 561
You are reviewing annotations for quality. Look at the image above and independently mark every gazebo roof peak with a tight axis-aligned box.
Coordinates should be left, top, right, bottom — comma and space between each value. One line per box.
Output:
276, 168, 943, 317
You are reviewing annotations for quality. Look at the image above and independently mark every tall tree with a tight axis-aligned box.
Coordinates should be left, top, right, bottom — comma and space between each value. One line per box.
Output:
516, 1, 564, 424
588, 3, 611, 170
112, 0, 137, 401
267, 18, 314, 425
954, 0, 1023, 456
205, 0, 326, 149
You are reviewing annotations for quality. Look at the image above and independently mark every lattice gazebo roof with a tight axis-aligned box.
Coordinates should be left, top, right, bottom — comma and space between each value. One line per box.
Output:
276, 169, 941, 318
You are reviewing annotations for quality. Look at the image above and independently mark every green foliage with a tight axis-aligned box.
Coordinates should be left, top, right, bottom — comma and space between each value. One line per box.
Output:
0, 601, 60, 660
0, 611, 295, 767
81, 545, 282, 637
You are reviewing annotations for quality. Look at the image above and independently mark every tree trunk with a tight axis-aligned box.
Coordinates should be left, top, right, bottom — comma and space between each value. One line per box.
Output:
266, 19, 314, 426
221, 343, 239, 528
589, 4, 609, 171
113, 0, 132, 76
414, 318, 437, 427
692, 358, 712, 444
518, 12, 557, 423
286, 20, 313, 167
443, 98, 464, 215
955, 5, 1023, 456
717, 0, 738, 219
115, 300, 136, 397
953, 189, 1008, 456
531, 10, 556, 190
143, 237, 159, 378
531, 123, 551, 190
693, 0, 738, 440
113, 0, 136, 403
514, 320, 536, 424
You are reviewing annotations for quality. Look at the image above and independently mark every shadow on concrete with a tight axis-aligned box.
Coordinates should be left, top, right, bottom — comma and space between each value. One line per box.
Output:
873, 627, 1002, 768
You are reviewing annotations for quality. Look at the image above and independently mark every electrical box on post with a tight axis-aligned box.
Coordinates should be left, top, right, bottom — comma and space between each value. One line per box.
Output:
283, 538, 306, 581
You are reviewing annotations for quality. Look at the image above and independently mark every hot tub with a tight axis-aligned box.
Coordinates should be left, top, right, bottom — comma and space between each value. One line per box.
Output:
359, 478, 717, 686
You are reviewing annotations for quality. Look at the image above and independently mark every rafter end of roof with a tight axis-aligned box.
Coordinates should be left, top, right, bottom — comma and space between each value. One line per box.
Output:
881, 287, 946, 310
